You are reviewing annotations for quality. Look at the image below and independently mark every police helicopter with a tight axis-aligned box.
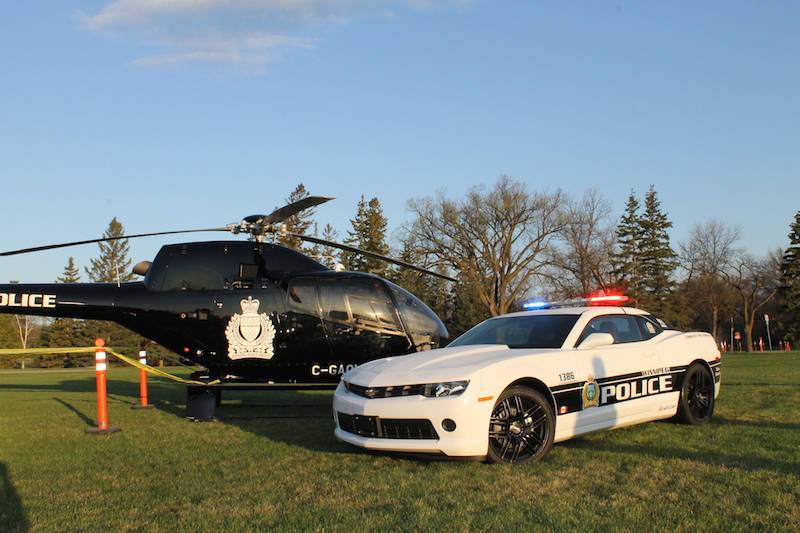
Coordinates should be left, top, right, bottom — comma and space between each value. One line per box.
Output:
0, 197, 453, 401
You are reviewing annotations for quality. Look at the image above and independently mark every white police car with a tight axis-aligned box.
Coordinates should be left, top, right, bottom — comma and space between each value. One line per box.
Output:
333, 297, 721, 464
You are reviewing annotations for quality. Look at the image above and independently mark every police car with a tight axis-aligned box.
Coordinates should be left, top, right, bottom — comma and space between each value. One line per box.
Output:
333, 296, 721, 464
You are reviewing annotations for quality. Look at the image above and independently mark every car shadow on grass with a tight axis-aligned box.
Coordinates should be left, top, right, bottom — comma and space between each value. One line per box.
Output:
193, 389, 351, 455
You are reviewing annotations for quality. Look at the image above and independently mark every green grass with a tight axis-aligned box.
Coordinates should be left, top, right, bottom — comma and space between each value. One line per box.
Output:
2, 353, 799, 532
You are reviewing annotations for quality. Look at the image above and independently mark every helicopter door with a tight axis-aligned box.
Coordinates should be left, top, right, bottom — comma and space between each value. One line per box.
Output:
318, 278, 410, 362
282, 278, 333, 361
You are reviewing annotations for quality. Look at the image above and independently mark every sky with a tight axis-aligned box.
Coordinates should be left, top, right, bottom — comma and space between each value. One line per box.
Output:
1, 0, 799, 284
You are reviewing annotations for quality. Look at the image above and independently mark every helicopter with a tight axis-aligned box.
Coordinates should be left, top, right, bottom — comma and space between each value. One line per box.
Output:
0, 196, 453, 389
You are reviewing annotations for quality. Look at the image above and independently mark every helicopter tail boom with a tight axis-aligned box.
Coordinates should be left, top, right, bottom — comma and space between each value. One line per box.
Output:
0, 282, 132, 320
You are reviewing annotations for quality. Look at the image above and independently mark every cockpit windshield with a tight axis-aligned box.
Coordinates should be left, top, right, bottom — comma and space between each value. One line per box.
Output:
448, 314, 580, 349
386, 281, 448, 349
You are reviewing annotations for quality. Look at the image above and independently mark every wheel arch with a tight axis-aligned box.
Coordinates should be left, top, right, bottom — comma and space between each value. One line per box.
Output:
689, 357, 713, 373
687, 356, 721, 399
504, 377, 557, 416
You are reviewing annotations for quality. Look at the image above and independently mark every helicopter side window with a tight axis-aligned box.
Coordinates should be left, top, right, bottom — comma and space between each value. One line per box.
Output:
161, 251, 224, 291
286, 279, 319, 315
239, 263, 259, 277
318, 279, 402, 333
319, 281, 349, 322
349, 295, 402, 332
232, 263, 258, 289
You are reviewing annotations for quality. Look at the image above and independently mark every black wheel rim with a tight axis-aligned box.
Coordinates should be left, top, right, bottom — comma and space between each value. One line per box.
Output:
686, 369, 713, 420
489, 394, 549, 464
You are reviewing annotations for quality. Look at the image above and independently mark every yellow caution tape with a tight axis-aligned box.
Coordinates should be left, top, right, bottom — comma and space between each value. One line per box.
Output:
105, 349, 219, 385
0, 346, 217, 385
0, 346, 98, 355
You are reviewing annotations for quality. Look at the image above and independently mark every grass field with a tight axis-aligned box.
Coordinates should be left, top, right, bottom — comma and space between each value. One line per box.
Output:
1, 352, 799, 532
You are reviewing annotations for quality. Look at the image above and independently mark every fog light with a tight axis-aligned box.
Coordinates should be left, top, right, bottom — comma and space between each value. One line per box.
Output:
441, 419, 457, 432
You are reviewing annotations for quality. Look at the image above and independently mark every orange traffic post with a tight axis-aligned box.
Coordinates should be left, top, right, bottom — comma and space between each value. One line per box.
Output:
132, 341, 154, 410
86, 339, 121, 435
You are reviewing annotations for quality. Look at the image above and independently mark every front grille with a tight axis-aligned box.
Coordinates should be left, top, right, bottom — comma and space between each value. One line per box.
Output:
337, 412, 439, 440
345, 381, 425, 399
381, 419, 439, 439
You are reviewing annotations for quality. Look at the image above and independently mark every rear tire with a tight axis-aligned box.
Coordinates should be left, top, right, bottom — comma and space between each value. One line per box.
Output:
674, 363, 715, 425
487, 386, 554, 464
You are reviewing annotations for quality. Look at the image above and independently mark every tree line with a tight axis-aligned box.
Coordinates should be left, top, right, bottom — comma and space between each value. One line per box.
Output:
2, 178, 798, 367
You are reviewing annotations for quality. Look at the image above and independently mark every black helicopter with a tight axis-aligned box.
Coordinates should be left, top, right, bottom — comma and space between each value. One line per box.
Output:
0, 197, 452, 386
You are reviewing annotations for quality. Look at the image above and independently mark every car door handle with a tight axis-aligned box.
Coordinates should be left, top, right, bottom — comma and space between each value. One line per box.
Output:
642, 352, 656, 358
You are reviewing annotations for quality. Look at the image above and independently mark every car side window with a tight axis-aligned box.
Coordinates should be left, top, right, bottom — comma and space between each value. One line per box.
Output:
637, 315, 663, 340
578, 315, 645, 345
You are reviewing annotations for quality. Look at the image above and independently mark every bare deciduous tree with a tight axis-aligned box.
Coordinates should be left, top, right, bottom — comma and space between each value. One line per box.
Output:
546, 187, 616, 297
678, 220, 742, 340
406, 175, 568, 316
718, 249, 781, 351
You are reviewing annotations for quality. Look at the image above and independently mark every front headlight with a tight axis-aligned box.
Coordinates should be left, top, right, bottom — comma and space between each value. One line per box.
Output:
421, 381, 470, 398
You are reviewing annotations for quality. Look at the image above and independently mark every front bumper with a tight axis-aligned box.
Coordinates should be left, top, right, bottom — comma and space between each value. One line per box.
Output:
332, 381, 493, 459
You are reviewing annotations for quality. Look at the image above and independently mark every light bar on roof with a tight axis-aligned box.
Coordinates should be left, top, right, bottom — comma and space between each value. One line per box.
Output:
522, 294, 629, 309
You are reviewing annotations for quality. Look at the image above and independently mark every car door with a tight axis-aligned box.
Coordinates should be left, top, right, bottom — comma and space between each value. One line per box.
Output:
574, 314, 664, 430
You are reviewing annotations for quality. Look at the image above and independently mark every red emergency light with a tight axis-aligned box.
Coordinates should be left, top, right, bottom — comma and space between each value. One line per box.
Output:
588, 294, 629, 305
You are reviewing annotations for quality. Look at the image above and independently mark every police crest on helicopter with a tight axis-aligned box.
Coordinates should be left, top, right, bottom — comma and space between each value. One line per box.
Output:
225, 296, 276, 360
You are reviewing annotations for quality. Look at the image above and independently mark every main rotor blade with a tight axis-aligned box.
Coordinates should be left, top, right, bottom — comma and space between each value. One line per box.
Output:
294, 233, 456, 282
263, 196, 335, 225
0, 228, 229, 256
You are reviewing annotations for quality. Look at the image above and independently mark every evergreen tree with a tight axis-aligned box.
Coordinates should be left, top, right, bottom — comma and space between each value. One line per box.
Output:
0, 313, 25, 369
638, 186, 678, 308
58, 256, 81, 283
445, 279, 489, 339
611, 186, 677, 312
317, 223, 343, 270
83, 219, 143, 362
0, 314, 19, 351
276, 184, 317, 253
86, 218, 135, 283
611, 190, 642, 299
777, 211, 800, 342
343, 196, 390, 274
389, 237, 428, 297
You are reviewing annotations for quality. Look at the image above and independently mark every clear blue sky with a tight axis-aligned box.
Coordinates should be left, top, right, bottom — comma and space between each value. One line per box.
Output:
2, 1, 798, 284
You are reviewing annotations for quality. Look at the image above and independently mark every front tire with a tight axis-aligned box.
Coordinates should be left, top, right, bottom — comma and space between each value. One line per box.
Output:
674, 363, 715, 425
487, 386, 555, 464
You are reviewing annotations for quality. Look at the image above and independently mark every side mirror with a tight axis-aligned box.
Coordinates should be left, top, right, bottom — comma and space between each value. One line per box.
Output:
577, 332, 615, 350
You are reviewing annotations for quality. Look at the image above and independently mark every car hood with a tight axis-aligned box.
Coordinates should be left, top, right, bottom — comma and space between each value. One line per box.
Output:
343, 344, 546, 387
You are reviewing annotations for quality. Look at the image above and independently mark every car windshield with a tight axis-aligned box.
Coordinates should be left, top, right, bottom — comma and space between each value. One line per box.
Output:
448, 314, 580, 349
